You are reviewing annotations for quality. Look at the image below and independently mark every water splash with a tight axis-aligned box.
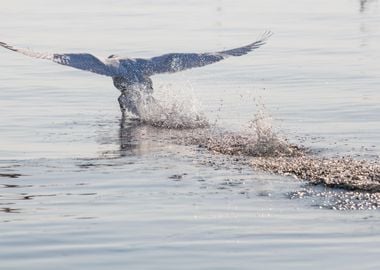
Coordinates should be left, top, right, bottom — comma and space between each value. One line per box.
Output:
133, 83, 209, 129
187, 103, 303, 157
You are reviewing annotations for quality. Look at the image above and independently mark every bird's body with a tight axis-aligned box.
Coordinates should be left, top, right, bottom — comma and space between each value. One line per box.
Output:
0, 32, 272, 117
112, 74, 155, 116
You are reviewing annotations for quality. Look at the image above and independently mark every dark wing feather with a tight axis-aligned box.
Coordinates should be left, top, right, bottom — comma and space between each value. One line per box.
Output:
52, 53, 112, 76
0, 41, 112, 76
142, 31, 272, 76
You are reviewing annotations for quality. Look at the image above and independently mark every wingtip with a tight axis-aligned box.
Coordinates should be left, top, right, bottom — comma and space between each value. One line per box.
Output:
0, 41, 10, 48
259, 30, 274, 42
0, 41, 18, 52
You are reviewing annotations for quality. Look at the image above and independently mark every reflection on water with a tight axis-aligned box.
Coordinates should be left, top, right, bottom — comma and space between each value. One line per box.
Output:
118, 117, 144, 157
359, 0, 377, 12
359, 0, 377, 47
116, 116, 179, 157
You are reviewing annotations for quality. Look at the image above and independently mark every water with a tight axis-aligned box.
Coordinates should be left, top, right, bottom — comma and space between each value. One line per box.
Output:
1, 0, 380, 269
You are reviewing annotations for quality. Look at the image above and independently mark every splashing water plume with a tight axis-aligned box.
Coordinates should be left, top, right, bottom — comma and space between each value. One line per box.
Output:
133, 83, 209, 129
188, 103, 303, 157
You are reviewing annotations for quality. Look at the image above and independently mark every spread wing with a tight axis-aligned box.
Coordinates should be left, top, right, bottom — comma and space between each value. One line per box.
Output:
142, 31, 272, 76
0, 41, 113, 77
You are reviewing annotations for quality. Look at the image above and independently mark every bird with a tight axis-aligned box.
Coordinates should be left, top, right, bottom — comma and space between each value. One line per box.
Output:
0, 31, 272, 117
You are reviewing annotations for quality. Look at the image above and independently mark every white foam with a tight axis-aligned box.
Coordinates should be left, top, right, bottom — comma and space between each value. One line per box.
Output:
135, 83, 209, 129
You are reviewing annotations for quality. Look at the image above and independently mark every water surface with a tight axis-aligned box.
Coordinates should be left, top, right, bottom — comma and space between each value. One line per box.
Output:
1, 0, 380, 269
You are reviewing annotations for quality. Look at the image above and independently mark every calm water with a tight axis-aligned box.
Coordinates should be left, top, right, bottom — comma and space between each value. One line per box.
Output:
1, 0, 380, 269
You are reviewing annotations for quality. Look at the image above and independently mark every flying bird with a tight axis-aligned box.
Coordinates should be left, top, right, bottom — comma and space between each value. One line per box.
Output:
0, 32, 272, 117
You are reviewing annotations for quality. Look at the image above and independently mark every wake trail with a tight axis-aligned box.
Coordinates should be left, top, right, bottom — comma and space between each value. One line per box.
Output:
123, 86, 380, 209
